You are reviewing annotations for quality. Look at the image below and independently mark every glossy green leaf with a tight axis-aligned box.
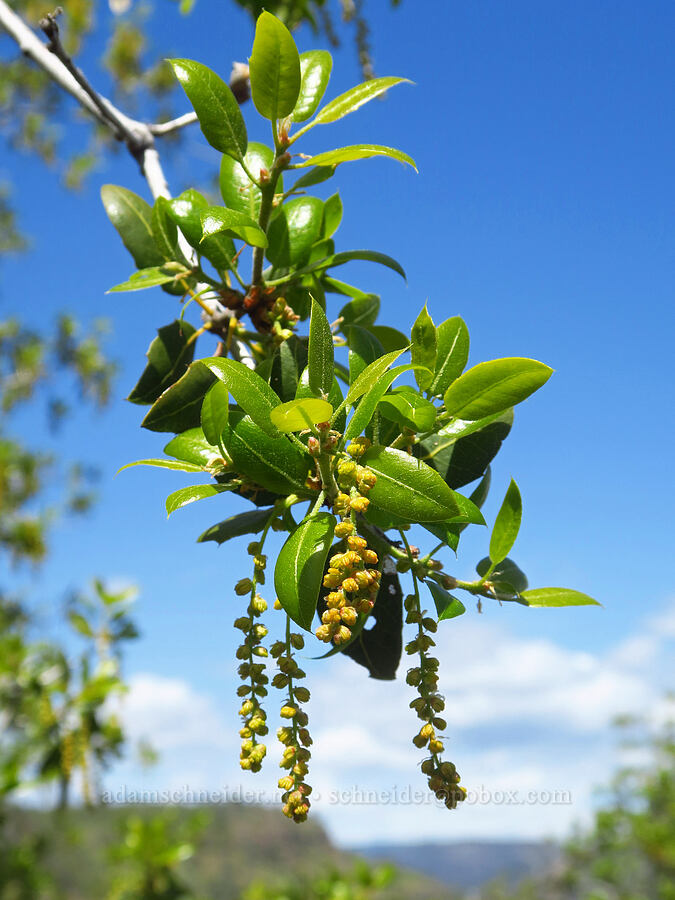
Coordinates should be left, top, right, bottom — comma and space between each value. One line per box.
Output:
128, 321, 197, 406
117, 458, 204, 474
419, 411, 513, 489
322, 192, 343, 238
379, 387, 437, 432
291, 165, 336, 191
339, 293, 380, 329
292, 50, 332, 122
200, 381, 229, 446
267, 196, 324, 267
142, 363, 216, 433
345, 364, 414, 441
347, 325, 385, 385
170, 59, 247, 160
101, 185, 163, 269
445, 358, 553, 420
422, 521, 460, 553
201, 206, 267, 249
270, 398, 333, 432
306, 297, 334, 396
313, 76, 411, 124
166, 483, 234, 517
164, 427, 222, 467
198, 508, 273, 545
219, 143, 277, 218
410, 304, 437, 391
426, 582, 466, 621
521, 588, 601, 608
476, 556, 528, 594
249, 11, 301, 121
296, 144, 416, 171
169, 190, 238, 277
367, 325, 409, 352
489, 479, 522, 566
290, 248, 406, 282
361, 445, 463, 522
166, 189, 207, 249
108, 264, 189, 293
223, 414, 311, 495
275, 513, 336, 630
151, 196, 181, 261
269, 337, 307, 402
344, 349, 405, 406
201, 358, 280, 436
430, 316, 470, 396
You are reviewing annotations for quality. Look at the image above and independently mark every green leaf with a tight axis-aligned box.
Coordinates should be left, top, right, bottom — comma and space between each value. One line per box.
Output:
367, 325, 409, 352
291, 166, 336, 191
410, 304, 437, 391
296, 368, 346, 433
476, 557, 528, 594
201, 206, 267, 249
305, 297, 333, 396
346, 325, 385, 385
250, 12, 301, 121
275, 513, 336, 630
313, 76, 411, 125
198, 508, 273, 544
521, 588, 601, 608
101, 185, 164, 269
444, 358, 553, 420
267, 197, 324, 267
322, 193, 343, 239
379, 387, 437, 432
169, 59, 247, 160
339, 294, 380, 329
201, 358, 281, 436
270, 337, 307, 402
289, 249, 406, 282
223, 414, 311, 495
118, 458, 204, 474
292, 50, 332, 122
345, 364, 414, 441
166, 189, 207, 249
169, 190, 239, 276
164, 427, 221, 467
270, 398, 333, 432
418, 411, 513, 489
361, 445, 463, 522
344, 348, 405, 407
152, 196, 181, 261
422, 521, 459, 553
219, 143, 277, 218
128, 320, 197, 405
489, 479, 522, 566
296, 144, 417, 171
200, 381, 229, 446
430, 316, 470, 396
142, 363, 216, 433
166, 484, 234, 516
68, 612, 93, 637
108, 264, 189, 293
426, 582, 466, 621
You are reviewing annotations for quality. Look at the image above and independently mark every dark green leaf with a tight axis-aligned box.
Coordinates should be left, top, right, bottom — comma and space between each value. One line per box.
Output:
270, 397, 333, 432
166, 483, 234, 517
219, 143, 277, 218
288, 249, 406, 282
430, 316, 470, 396
269, 337, 307, 402
198, 508, 272, 545
410, 304, 437, 391
426, 582, 466, 621
223, 414, 311, 495
489, 478, 522, 566
346, 325, 385, 386
308, 297, 334, 396
170, 59, 247, 160
152, 196, 181, 261
200, 381, 229, 446
128, 320, 197, 405
361, 445, 463, 523
201, 206, 267, 248
166, 189, 207, 249
418, 411, 513, 489
267, 197, 324, 267
476, 557, 528, 594
292, 50, 332, 122
249, 11, 301, 121
444, 358, 553, 420
101, 185, 164, 269
423, 521, 460, 552
366, 325, 409, 352
142, 363, 216, 433
275, 512, 336, 630
296, 144, 416, 171
313, 76, 411, 124
201, 358, 281, 436
521, 588, 601, 608
339, 294, 380, 329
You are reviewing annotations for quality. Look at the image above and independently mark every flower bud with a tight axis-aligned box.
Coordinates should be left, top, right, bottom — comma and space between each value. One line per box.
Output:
280, 705, 297, 719
235, 578, 253, 595
334, 521, 354, 538
294, 686, 310, 703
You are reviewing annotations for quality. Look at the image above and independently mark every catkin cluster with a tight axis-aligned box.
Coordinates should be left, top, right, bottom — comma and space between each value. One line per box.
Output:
405, 594, 466, 809
234, 571, 269, 773
271, 631, 312, 822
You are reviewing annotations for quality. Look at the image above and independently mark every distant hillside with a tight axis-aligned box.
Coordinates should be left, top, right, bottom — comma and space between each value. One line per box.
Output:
356, 841, 561, 892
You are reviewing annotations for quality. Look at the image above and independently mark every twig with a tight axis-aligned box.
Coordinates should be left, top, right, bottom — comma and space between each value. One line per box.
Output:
149, 111, 198, 137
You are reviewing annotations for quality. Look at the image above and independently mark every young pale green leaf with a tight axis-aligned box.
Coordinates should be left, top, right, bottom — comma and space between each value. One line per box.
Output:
219, 143, 277, 218
108, 265, 189, 293
489, 478, 522, 566
164, 427, 222, 467
426, 582, 466, 621
275, 512, 336, 631
101, 185, 164, 269
344, 349, 405, 407
166, 483, 234, 517
313, 76, 411, 124
267, 197, 324, 267
445, 358, 553, 420
379, 387, 436, 432
201, 207, 267, 248
521, 588, 601, 608
292, 50, 332, 122
322, 192, 343, 239
200, 381, 229, 446
295, 144, 417, 171
361, 445, 463, 523
197, 508, 273, 545
410, 304, 437, 391
289, 249, 406, 282
339, 293, 380, 329
476, 556, 528, 593
345, 364, 415, 441
201, 358, 280, 436
170, 59, 247, 160
307, 297, 334, 396
430, 316, 470, 396
128, 320, 197, 406
224, 414, 312, 496
249, 11, 301, 121
296, 368, 346, 432
142, 363, 216, 433
270, 398, 333, 432
117, 458, 204, 474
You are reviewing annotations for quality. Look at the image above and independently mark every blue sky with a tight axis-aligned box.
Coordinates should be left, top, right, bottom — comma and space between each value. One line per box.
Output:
3, 0, 674, 846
